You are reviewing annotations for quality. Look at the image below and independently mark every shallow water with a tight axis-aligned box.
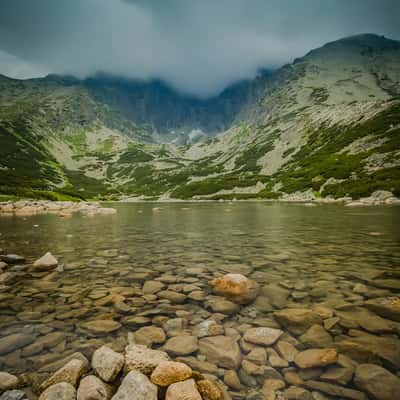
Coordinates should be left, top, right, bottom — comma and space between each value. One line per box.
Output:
0, 203, 400, 394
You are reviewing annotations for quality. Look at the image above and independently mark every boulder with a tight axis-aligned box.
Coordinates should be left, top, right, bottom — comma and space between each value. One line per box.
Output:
33, 252, 58, 271
124, 344, 169, 375
92, 346, 124, 383
209, 273, 259, 304
164, 336, 198, 356
111, 371, 157, 400
243, 327, 283, 346
40, 359, 85, 391
77, 375, 113, 400
354, 363, 400, 400
39, 382, 76, 400
199, 335, 242, 369
274, 308, 322, 335
150, 361, 192, 386
165, 379, 202, 400
294, 349, 338, 369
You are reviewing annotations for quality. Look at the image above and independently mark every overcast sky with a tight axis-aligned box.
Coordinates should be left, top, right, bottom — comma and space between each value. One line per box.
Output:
0, 0, 399, 97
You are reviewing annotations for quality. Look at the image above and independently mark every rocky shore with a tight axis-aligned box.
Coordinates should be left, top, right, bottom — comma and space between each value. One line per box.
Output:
1, 250, 400, 400
0, 201, 117, 217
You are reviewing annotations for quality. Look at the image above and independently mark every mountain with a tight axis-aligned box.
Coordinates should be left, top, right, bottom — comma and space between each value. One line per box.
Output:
0, 34, 399, 201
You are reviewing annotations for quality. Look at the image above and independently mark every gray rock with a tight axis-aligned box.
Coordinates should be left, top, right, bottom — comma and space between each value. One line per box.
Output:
111, 371, 157, 400
0, 255, 25, 264
92, 346, 124, 383
0, 391, 26, 400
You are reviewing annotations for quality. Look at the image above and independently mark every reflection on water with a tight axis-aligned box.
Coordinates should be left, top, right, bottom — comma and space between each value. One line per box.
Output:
0, 203, 399, 394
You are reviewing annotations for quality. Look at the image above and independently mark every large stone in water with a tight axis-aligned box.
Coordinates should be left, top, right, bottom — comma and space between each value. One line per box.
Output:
111, 371, 157, 400
164, 335, 198, 356
274, 308, 322, 335
199, 335, 242, 369
210, 273, 260, 304
33, 252, 58, 271
354, 363, 400, 400
133, 326, 166, 347
243, 327, 284, 346
92, 346, 124, 383
0, 333, 37, 356
294, 348, 338, 369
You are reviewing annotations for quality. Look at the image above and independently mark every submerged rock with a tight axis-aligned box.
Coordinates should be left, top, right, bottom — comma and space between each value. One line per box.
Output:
33, 252, 58, 271
294, 348, 338, 369
274, 308, 322, 335
243, 327, 284, 346
198, 335, 242, 369
210, 273, 260, 304
354, 363, 400, 400
197, 379, 223, 400
80, 320, 121, 334
0, 333, 37, 356
164, 335, 198, 356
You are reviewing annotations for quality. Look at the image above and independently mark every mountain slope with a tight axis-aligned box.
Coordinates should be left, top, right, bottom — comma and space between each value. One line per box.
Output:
0, 34, 399, 201
169, 34, 400, 200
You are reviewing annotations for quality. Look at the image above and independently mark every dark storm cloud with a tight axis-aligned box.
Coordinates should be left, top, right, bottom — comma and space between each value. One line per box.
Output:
0, 0, 399, 97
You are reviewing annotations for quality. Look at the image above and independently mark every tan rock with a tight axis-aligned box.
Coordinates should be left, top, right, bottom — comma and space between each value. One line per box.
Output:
80, 320, 121, 334
164, 335, 198, 356
224, 370, 241, 390
33, 252, 58, 271
166, 379, 202, 400
41, 359, 85, 391
197, 379, 223, 400
243, 327, 283, 346
150, 361, 192, 386
210, 273, 259, 304
294, 348, 338, 369
0, 371, 19, 391
133, 326, 166, 347
77, 375, 113, 400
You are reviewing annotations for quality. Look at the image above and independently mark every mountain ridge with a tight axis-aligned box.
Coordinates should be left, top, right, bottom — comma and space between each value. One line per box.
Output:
0, 33, 399, 201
